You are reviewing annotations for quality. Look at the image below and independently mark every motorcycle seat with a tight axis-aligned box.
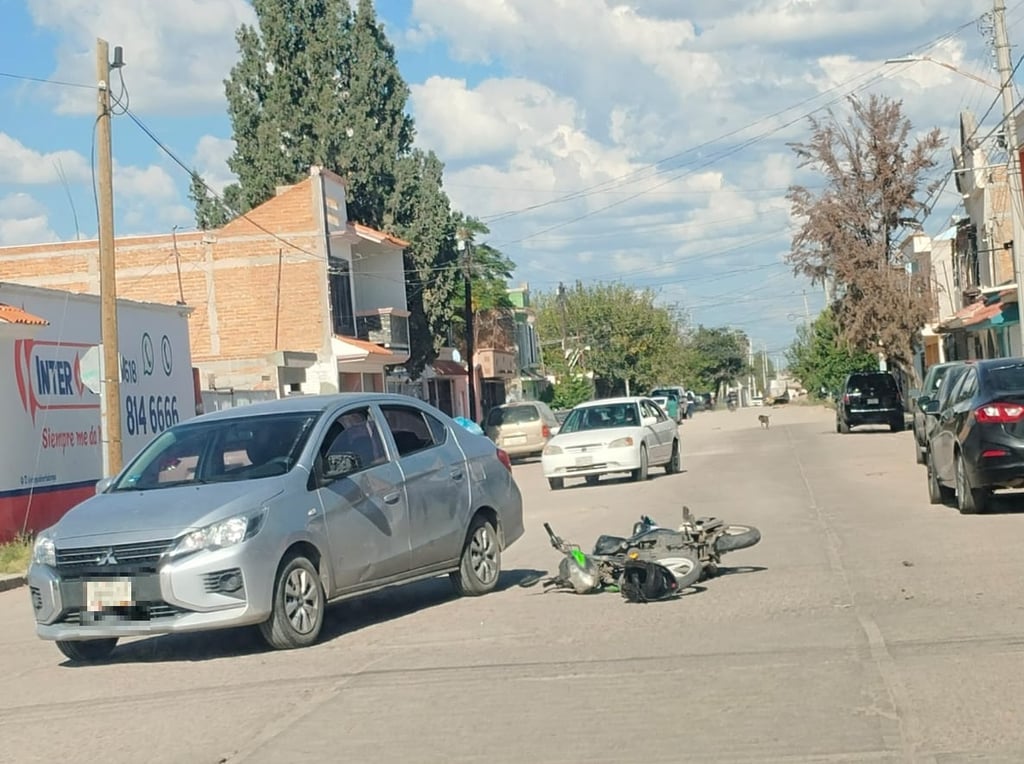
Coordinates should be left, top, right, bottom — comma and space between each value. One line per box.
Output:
592, 534, 628, 555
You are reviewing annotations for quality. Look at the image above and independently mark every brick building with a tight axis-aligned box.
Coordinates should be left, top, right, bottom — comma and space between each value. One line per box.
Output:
0, 166, 412, 404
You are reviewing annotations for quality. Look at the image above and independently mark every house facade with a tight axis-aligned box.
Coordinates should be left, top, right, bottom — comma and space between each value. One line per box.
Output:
0, 166, 412, 405
917, 110, 1022, 370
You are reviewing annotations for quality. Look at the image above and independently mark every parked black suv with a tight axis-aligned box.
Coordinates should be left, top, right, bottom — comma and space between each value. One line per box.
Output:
836, 371, 905, 433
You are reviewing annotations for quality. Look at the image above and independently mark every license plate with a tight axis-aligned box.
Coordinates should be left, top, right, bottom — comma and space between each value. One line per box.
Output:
575, 455, 593, 466
867, 398, 879, 405
86, 579, 132, 612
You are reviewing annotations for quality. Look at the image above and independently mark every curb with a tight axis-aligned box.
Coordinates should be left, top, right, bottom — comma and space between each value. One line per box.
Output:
0, 575, 27, 593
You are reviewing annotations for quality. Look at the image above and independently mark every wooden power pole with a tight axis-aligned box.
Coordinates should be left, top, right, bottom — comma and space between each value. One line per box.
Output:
96, 38, 123, 475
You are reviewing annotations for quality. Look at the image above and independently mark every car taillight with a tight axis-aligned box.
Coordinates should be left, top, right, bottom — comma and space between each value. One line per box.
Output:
975, 402, 1024, 423
842, 394, 850, 405
496, 448, 512, 472
541, 424, 551, 439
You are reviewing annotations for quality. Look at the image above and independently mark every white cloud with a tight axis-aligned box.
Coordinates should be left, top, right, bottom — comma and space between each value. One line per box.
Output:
26, 0, 255, 115
192, 135, 237, 193
113, 163, 178, 202
0, 133, 89, 185
0, 193, 59, 246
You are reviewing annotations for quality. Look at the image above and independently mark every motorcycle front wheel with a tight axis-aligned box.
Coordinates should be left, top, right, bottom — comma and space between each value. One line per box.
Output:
713, 525, 761, 553
657, 550, 703, 590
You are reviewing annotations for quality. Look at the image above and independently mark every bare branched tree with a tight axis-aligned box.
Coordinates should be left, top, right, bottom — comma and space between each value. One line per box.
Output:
786, 94, 945, 372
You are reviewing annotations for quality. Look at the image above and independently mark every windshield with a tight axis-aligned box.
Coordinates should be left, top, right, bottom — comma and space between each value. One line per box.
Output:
486, 405, 540, 426
650, 389, 679, 400
112, 411, 319, 491
560, 402, 640, 433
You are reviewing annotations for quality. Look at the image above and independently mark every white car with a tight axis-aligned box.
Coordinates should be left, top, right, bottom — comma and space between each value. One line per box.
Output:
541, 396, 681, 489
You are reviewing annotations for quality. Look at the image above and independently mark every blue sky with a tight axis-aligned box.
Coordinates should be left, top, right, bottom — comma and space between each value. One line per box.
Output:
0, 0, 1017, 360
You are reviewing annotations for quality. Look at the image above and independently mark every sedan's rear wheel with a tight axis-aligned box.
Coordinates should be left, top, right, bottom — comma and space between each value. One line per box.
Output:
664, 441, 681, 474
451, 515, 501, 596
955, 452, 988, 515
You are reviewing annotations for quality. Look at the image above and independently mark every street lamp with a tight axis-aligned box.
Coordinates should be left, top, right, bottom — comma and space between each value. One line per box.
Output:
883, 55, 999, 90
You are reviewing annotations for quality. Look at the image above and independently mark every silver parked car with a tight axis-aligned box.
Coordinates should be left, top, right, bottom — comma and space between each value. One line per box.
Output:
27, 394, 525, 662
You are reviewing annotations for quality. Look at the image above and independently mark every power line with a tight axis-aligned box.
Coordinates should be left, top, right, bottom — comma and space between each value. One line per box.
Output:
478, 11, 988, 227
0, 70, 93, 89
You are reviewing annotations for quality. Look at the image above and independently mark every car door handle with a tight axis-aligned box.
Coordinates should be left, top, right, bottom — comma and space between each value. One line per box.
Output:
450, 468, 465, 481
383, 491, 402, 505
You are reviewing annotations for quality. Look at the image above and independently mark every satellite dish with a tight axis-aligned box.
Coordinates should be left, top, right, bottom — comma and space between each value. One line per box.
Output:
451, 349, 462, 363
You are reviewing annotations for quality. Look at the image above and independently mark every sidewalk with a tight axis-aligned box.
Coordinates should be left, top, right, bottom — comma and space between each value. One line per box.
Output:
0, 573, 26, 593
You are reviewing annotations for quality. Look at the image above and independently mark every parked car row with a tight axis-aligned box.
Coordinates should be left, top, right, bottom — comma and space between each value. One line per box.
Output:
913, 358, 1024, 514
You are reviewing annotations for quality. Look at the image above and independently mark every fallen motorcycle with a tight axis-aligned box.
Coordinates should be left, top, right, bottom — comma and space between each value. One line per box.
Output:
520, 521, 702, 602
625, 506, 761, 580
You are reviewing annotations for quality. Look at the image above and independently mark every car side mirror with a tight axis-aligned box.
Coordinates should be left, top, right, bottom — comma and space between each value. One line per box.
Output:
923, 399, 940, 415
916, 394, 931, 410
321, 452, 362, 482
642, 416, 658, 427
95, 476, 114, 494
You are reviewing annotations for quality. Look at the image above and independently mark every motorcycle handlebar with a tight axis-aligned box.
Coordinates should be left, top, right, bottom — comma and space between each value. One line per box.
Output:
542, 522, 562, 549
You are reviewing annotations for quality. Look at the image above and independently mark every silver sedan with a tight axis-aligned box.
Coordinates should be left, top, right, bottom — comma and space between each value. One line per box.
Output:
27, 393, 524, 662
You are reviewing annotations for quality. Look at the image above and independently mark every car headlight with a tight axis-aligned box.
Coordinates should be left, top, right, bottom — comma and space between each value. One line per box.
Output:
608, 437, 635, 448
543, 444, 563, 455
171, 510, 267, 557
32, 535, 56, 567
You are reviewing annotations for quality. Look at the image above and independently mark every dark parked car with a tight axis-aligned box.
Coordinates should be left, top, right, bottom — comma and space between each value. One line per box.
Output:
836, 371, 905, 433
925, 358, 1024, 514
912, 361, 965, 464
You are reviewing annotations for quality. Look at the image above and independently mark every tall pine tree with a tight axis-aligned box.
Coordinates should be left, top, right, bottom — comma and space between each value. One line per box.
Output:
215, 0, 460, 375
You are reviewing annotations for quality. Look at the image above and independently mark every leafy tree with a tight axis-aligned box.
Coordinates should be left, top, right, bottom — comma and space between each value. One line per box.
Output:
188, 171, 230, 230
679, 326, 750, 396
786, 94, 944, 375
786, 308, 877, 396
533, 281, 685, 397
216, 0, 458, 375
551, 374, 593, 410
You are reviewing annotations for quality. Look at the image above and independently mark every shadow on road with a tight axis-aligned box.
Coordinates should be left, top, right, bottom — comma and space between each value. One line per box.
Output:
934, 491, 1024, 515
67, 568, 545, 666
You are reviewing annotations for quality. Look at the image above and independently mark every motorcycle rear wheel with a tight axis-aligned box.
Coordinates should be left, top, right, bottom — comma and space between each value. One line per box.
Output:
713, 525, 761, 553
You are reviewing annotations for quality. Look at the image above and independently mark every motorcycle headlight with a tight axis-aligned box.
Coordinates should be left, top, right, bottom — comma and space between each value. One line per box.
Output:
608, 437, 635, 448
543, 444, 563, 455
172, 510, 267, 557
32, 534, 56, 567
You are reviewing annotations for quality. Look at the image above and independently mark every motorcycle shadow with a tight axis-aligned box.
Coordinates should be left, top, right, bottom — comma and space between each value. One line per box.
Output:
706, 564, 767, 578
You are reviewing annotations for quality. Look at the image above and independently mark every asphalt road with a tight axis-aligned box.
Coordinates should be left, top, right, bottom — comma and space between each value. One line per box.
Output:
4, 403, 1024, 764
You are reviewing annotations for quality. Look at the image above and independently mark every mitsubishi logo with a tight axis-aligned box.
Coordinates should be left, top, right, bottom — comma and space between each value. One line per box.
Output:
95, 549, 118, 566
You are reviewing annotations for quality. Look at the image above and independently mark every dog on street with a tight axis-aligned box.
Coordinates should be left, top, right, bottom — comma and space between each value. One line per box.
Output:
758, 414, 770, 429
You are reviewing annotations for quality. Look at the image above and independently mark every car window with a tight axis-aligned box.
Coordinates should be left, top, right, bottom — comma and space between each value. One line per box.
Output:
846, 373, 897, 396
641, 399, 667, 422
936, 366, 968, 408
113, 412, 318, 491
984, 362, 1024, 394
381, 405, 442, 456
956, 369, 978, 403
485, 404, 540, 426
318, 407, 389, 475
561, 402, 640, 432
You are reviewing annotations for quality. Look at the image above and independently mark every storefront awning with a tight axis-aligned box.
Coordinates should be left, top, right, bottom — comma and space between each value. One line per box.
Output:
937, 289, 1016, 333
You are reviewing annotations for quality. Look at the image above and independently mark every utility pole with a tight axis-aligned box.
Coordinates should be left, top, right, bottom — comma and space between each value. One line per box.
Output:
994, 0, 1024, 354
458, 234, 477, 422
97, 38, 123, 476
557, 282, 568, 351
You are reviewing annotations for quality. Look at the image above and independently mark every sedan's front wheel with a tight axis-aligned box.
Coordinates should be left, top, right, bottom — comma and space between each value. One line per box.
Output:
632, 445, 649, 482
56, 638, 118, 663
259, 553, 325, 650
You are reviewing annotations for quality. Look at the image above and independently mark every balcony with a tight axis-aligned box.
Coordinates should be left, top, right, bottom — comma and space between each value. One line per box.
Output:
356, 308, 410, 352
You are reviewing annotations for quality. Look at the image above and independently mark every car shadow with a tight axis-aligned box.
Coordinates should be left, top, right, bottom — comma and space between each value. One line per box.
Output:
568, 470, 689, 488
65, 568, 546, 666
934, 490, 1024, 515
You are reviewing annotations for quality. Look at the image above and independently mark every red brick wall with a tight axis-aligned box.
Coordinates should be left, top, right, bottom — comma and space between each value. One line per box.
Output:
0, 178, 329, 365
